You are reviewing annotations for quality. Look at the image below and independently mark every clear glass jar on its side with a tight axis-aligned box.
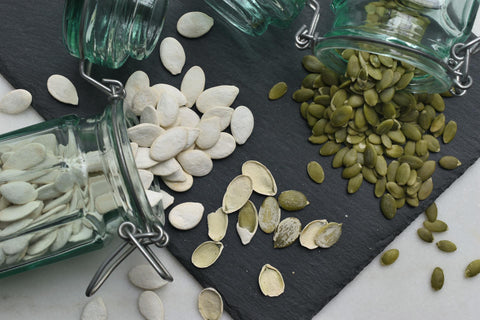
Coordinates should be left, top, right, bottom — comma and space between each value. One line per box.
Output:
0, 102, 163, 277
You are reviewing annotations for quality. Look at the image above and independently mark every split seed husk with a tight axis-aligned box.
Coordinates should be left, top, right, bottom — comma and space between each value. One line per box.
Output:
273, 217, 302, 248
222, 175, 253, 213
314, 222, 343, 248
431, 267, 444, 291
465, 259, 480, 278
258, 264, 285, 297
299, 219, 328, 250
241, 160, 277, 196
277, 190, 309, 211
191, 241, 224, 268
436, 240, 457, 252
381, 248, 399, 265
207, 208, 228, 241
198, 288, 223, 320
236, 200, 258, 245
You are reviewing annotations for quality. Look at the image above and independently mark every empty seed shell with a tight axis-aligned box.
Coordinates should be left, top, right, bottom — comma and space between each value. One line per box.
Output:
417, 227, 434, 243
436, 240, 457, 252
314, 222, 342, 248
431, 267, 444, 291
299, 219, 328, 250
258, 196, 281, 234
222, 175, 253, 213
236, 200, 258, 245
241, 160, 277, 196
381, 249, 399, 265
207, 208, 228, 241
439, 156, 461, 170
191, 241, 224, 268
465, 259, 480, 278
198, 288, 223, 320
277, 190, 309, 211
273, 217, 301, 248
258, 264, 285, 297
269, 82, 288, 100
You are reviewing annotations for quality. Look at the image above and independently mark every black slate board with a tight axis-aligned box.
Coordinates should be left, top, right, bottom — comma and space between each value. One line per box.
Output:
2, 1, 480, 319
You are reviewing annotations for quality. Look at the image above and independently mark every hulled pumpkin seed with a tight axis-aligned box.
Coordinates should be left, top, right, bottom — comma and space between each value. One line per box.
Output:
417, 227, 434, 243
465, 259, 480, 278
332, 147, 349, 168
191, 241, 224, 268
399, 155, 423, 169
314, 222, 343, 248
423, 219, 448, 232
386, 181, 405, 199
425, 202, 437, 222
418, 177, 433, 200
292, 88, 314, 102
430, 93, 445, 112
423, 134, 440, 152
348, 173, 363, 194
375, 177, 387, 198
302, 55, 325, 73
331, 105, 353, 127
381, 248, 399, 265
417, 160, 436, 181
222, 175, 253, 214
438, 156, 461, 170
278, 190, 309, 211
273, 217, 302, 248
342, 163, 363, 179
198, 288, 223, 320
242, 160, 277, 196
309, 135, 329, 144
442, 120, 457, 144
430, 113, 445, 133
386, 160, 400, 182
431, 267, 444, 291
395, 162, 411, 186
258, 197, 281, 234
362, 167, 378, 184
299, 219, 328, 249
320, 141, 342, 156
258, 264, 285, 297
307, 161, 325, 183
236, 200, 258, 245
381, 193, 397, 219
436, 240, 457, 252
268, 82, 288, 100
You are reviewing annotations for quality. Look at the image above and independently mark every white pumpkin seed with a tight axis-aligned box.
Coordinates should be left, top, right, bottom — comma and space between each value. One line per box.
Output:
1, 234, 32, 255
177, 12, 214, 38
258, 264, 285, 297
95, 192, 117, 214
176, 150, 213, 177
51, 224, 73, 252
0, 196, 9, 210
207, 208, 228, 241
0, 169, 47, 183
144, 189, 163, 208
150, 127, 188, 162
125, 70, 150, 110
160, 190, 174, 209
85, 151, 103, 173
140, 105, 160, 126
314, 222, 343, 248
27, 229, 58, 255
176, 107, 200, 127
138, 291, 165, 320
36, 183, 62, 201
128, 264, 169, 290
131, 87, 159, 116
196, 85, 239, 113
47, 74, 78, 105
198, 287, 223, 320
222, 175, 253, 214
152, 84, 187, 107
0, 200, 43, 222
162, 172, 193, 192
258, 196, 281, 234
3, 143, 47, 170
0, 248, 5, 265
0, 181, 37, 204
202, 106, 233, 131
159, 37, 186, 76
203, 132, 236, 160
42, 189, 73, 212
127, 123, 164, 147
196, 116, 221, 149
0, 218, 33, 237
157, 92, 180, 127
0, 89, 32, 114
181, 66, 206, 108
273, 217, 302, 248
137, 169, 154, 189
299, 219, 328, 250
162, 167, 187, 182
149, 158, 182, 177
53, 171, 75, 192
135, 147, 160, 169
130, 142, 139, 157
168, 202, 204, 230
184, 127, 201, 150
241, 160, 277, 196
191, 241, 223, 268
81, 296, 108, 320
236, 200, 258, 245
231, 106, 254, 145
34, 204, 67, 224
69, 225, 93, 242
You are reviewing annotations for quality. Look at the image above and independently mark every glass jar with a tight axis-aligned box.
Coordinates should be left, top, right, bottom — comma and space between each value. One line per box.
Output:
313, 0, 480, 93
0, 102, 164, 277
205, 0, 307, 36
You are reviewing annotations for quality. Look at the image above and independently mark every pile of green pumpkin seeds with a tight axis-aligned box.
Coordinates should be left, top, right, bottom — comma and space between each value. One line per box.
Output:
291, 52, 461, 219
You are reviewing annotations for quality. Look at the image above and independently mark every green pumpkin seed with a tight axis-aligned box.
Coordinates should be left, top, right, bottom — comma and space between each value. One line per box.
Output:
465, 259, 480, 278
278, 190, 309, 211
309, 135, 329, 144
431, 267, 444, 291
395, 72, 414, 90
375, 155, 388, 176
306, 112, 318, 127
386, 130, 405, 145
268, 82, 288, 100
401, 123, 422, 141
314, 94, 331, 105
406, 169, 417, 186
332, 147, 350, 168
406, 179, 422, 196
417, 160, 436, 181
387, 160, 400, 182
423, 134, 440, 152
302, 55, 325, 73
300, 102, 309, 119
418, 110, 434, 130
347, 134, 365, 145
436, 240, 457, 252
386, 181, 405, 199
341, 49, 356, 60
423, 219, 448, 232
364, 143, 377, 168
364, 88, 379, 106
322, 68, 339, 86
376, 119, 394, 135
442, 120, 457, 144
395, 162, 411, 186
378, 55, 394, 67
376, 69, 394, 91
370, 54, 381, 68
425, 202, 437, 222
403, 140, 416, 156
417, 227, 434, 243
302, 74, 319, 89
381, 193, 397, 219
381, 134, 393, 149
347, 55, 361, 79
307, 161, 325, 183
343, 148, 358, 167
418, 177, 433, 200
396, 197, 406, 209
363, 104, 380, 126
331, 89, 348, 108
348, 94, 364, 108
367, 66, 383, 80
439, 156, 461, 170
430, 113, 445, 133
430, 93, 445, 112
312, 118, 327, 136
379, 87, 395, 103
342, 163, 363, 179
362, 167, 378, 184
348, 173, 363, 193
313, 75, 325, 88
293, 88, 315, 102
381, 248, 399, 265
381, 102, 397, 119
308, 104, 326, 119
406, 196, 419, 207
367, 133, 381, 144
415, 140, 428, 156
320, 141, 342, 156
375, 177, 387, 198
331, 105, 353, 127
273, 217, 302, 248
385, 145, 403, 158
399, 155, 423, 169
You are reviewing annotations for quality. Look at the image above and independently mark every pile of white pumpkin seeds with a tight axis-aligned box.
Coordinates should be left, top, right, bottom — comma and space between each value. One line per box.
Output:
291, 52, 461, 219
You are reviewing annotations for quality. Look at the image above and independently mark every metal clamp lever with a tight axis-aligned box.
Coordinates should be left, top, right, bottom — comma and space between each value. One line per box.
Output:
295, 0, 321, 50
85, 221, 172, 297
448, 37, 480, 96
79, 59, 126, 100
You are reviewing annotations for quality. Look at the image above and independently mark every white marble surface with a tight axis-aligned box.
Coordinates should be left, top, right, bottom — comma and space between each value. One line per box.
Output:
1, 14, 480, 320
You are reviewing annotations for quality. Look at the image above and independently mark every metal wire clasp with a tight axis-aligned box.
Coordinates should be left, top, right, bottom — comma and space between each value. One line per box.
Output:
86, 222, 172, 297
448, 37, 480, 96
295, 0, 321, 49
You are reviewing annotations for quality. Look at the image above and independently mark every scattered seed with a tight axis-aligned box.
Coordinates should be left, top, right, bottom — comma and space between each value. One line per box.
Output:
299, 219, 328, 249
439, 156, 461, 170
222, 175, 253, 213
47, 74, 78, 105
425, 202, 437, 222
277, 190, 309, 211
231, 105, 254, 145
380, 193, 397, 219
269, 82, 288, 100
241, 160, 277, 196
417, 227, 434, 243
258, 196, 281, 234
128, 264, 169, 290
138, 291, 165, 320
273, 217, 302, 248
0, 89, 32, 114
177, 11, 214, 38
314, 222, 342, 248
236, 200, 258, 245
307, 161, 325, 183
81, 297, 107, 320
436, 240, 457, 252
191, 241, 224, 268
423, 219, 448, 232
381, 248, 399, 265
431, 267, 444, 291
465, 259, 480, 278
159, 37, 186, 75
168, 202, 204, 230
258, 264, 285, 297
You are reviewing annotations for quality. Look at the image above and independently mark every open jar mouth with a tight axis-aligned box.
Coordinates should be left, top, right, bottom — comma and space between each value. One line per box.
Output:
313, 35, 453, 94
